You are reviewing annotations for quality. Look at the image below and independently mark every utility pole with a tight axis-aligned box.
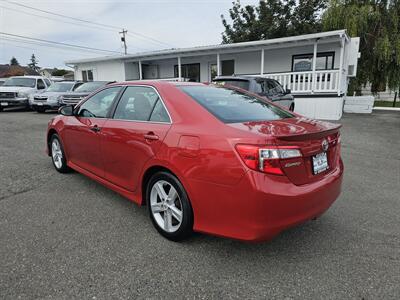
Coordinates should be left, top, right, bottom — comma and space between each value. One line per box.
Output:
119, 29, 127, 55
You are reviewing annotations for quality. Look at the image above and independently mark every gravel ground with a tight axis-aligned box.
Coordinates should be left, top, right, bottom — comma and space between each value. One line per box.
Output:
0, 109, 399, 299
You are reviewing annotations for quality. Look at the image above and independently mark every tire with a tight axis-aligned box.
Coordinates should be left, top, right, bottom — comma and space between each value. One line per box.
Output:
36, 107, 46, 113
146, 171, 193, 241
50, 134, 70, 173
0, 107, 3, 112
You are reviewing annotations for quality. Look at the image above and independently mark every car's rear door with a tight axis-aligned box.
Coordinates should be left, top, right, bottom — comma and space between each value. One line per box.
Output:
101, 85, 172, 192
62, 86, 122, 177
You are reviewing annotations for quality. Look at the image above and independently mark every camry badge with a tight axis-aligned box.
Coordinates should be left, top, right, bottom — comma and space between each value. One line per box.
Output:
322, 139, 329, 152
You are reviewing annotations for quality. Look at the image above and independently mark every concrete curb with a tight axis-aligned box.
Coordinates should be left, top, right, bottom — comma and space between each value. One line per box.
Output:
373, 107, 400, 111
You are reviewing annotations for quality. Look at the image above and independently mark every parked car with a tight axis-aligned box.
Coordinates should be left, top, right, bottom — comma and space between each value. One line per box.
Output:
31, 81, 83, 113
47, 81, 343, 242
59, 81, 114, 107
0, 76, 51, 111
213, 75, 295, 111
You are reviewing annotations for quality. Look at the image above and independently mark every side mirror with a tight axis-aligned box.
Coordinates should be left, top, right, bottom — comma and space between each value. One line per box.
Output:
285, 88, 291, 95
58, 105, 74, 116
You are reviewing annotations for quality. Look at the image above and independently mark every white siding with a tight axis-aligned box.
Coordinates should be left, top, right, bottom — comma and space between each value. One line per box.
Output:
123, 42, 342, 82
74, 60, 126, 81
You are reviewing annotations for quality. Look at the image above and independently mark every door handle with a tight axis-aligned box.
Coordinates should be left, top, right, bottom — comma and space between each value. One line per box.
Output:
144, 132, 159, 141
90, 125, 101, 132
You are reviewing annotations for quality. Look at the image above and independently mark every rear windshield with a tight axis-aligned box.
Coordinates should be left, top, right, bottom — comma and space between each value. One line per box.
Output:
46, 82, 74, 92
74, 82, 106, 93
213, 79, 250, 91
179, 85, 293, 123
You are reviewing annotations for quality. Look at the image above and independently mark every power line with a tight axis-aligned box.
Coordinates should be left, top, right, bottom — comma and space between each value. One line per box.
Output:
0, 5, 116, 33
0, 4, 152, 52
0, 37, 112, 55
4, 0, 175, 48
0, 32, 124, 55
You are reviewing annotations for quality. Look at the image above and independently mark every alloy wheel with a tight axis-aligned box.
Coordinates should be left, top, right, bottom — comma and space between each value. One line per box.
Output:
51, 138, 63, 169
150, 180, 183, 233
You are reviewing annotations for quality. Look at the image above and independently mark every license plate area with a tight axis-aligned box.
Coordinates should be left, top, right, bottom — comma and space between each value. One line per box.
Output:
312, 152, 329, 174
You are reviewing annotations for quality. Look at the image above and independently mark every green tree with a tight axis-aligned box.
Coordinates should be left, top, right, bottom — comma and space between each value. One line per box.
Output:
221, 0, 327, 43
323, 0, 400, 95
27, 53, 39, 72
10, 57, 19, 66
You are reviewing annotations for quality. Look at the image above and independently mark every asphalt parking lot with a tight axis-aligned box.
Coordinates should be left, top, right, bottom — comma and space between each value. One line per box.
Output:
0, 109, 399, 299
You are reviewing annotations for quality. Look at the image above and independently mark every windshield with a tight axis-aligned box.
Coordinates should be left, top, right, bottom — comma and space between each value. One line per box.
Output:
46, 82, 74, 92
213, 79, 250, 91
3, 78, 36, 88
179, 85, 294, 123
74, 82, 106, 93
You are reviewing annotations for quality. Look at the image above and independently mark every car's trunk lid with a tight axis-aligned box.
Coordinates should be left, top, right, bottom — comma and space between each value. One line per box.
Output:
228, 117, 341, 185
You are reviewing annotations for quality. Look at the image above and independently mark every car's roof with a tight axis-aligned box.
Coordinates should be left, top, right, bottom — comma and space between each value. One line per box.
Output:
213, 75, 273, 81
81, 81, 113, 83
109, 80, 207, 88
9, 75, 45, 79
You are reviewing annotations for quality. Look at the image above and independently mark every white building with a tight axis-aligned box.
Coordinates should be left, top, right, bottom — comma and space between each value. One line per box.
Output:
66, 30, 360, 120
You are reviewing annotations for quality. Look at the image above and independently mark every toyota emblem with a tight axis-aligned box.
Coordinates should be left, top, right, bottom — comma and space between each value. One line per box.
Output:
321, 139, 329, 152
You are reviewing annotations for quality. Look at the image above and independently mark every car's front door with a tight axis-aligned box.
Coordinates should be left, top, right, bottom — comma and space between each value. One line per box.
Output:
101, 86, 172, 192
62, 86, 121, 177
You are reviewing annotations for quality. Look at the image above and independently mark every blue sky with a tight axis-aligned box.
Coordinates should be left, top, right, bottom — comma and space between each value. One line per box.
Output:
0, 0, 258, 69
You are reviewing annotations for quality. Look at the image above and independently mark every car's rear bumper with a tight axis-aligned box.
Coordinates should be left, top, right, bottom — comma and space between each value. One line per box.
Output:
189, 159, 344, 242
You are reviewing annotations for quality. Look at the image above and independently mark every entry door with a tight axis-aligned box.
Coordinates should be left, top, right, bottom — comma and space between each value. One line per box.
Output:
62, 86, 121, 177
101, 86, 171, 192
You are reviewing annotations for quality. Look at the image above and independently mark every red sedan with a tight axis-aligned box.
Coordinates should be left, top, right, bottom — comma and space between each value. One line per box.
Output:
47, 81, 343, 242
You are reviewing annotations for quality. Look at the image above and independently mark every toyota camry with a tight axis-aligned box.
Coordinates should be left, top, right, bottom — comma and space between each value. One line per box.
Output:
46, 81, 343, 242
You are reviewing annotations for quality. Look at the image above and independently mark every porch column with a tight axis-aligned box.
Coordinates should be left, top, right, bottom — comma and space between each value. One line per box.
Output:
311, 39, 318, 94
260, 49, 264, 75
337, 35, 345, 96
217, 53, 221, 77
177, 56, 182, 81
138, 60, 142, 80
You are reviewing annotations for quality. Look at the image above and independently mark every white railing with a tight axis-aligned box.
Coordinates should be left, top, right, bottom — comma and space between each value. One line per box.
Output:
256, 70, 340, 94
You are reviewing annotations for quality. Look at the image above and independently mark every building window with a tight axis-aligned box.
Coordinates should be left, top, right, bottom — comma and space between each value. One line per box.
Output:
221, 60, 235, 76
174, 63, 200, 82
292, 52, 335, 72
82, 70, 94, 82
210, 60, 235, 80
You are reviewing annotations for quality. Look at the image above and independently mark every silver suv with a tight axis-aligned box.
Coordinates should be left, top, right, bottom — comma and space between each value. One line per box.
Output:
31, 81, 83, 113
213, 76, 295, 111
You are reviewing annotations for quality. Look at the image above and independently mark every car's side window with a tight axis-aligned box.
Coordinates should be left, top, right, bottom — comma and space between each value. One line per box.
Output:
73, 82, 83, 91
77, 87, 121, 118
149, 100, 170, 122
37, 79, 46, 90
44, 79, 51, 87
113, 86, 166, 122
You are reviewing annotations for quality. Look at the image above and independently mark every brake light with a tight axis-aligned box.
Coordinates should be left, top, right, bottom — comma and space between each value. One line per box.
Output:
235, 144, 302, 175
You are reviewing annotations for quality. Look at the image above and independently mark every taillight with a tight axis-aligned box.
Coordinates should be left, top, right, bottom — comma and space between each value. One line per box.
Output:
235, 144, 302, 175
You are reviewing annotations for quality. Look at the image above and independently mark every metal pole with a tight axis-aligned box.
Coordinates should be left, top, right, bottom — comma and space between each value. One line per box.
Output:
119, 29, 127, 55
178, 56, 182, 81
311, 39, 318, 94
138, 60, 142, 80
260, 49, 264, 75
217, 53, 221, 77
